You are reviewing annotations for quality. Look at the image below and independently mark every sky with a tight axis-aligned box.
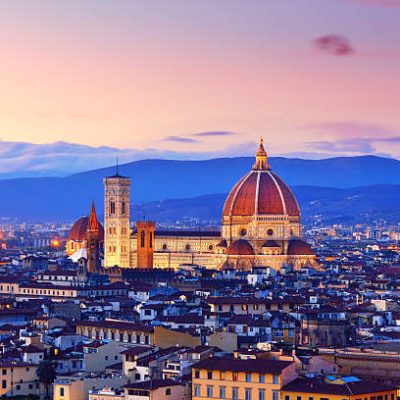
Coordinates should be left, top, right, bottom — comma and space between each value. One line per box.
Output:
0, 0, 400, 160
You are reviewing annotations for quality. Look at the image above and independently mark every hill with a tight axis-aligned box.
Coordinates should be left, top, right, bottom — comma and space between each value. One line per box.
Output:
1, 155, 400, 221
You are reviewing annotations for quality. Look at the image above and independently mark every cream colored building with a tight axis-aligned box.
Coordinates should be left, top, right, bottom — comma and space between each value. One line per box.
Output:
100, 140, 316, 271
0, 361, 39, 398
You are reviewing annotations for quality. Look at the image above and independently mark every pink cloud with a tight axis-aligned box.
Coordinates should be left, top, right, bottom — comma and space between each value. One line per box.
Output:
313, 34, 355, 56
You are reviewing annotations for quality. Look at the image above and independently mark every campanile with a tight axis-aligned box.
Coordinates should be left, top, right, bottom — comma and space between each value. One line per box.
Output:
103, 170, 131, 268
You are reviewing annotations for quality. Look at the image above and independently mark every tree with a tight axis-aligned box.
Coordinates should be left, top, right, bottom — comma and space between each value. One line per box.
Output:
36, 360, 57, 400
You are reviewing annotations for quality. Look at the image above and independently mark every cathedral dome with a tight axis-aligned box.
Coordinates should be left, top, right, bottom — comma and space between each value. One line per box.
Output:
226, 239, 255, 256
223, 139, 300, 218
287, 239, 314, 256
68, 216, 104, 242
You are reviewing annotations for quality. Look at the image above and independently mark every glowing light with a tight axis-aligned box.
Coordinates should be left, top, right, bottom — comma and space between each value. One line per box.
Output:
51, 239, 60, 248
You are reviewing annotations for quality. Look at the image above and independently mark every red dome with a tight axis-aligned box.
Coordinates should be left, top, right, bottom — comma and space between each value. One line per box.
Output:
226, 239, 255, 256
287, 239, 314, 256
68, 217, 104, 242
223, 170, 300, 218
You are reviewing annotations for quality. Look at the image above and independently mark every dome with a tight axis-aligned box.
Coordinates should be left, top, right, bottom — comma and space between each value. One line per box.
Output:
287, 239, 314, 256
68, 216, 104, 242
226, 239, 255, 256
222, 139, 300, 218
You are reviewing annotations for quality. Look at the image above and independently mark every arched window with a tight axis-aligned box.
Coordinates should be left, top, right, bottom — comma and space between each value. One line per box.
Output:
122, 202, 126, 215
140, 231, 145, 247
110, 201, 116, 215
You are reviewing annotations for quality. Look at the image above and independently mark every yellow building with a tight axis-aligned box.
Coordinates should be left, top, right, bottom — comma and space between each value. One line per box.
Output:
75, 320, 200, 349
192, 356, 297, 400
281, 376, 398, 400
0, 361, 38, 398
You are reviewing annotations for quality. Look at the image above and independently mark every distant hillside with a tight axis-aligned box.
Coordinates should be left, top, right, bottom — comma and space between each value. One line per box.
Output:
1, 155, 400, 221
141, 185, 400, 225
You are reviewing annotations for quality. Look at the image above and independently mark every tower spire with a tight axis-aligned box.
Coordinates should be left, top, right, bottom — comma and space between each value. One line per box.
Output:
252, 137, 269, 170
88, 200, 100, 231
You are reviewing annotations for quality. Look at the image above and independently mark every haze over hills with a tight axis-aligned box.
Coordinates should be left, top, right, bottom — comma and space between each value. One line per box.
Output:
1, 155, 400, 222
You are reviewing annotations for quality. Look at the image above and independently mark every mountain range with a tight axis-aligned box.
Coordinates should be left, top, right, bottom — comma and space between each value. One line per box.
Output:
1, 155, 400, 222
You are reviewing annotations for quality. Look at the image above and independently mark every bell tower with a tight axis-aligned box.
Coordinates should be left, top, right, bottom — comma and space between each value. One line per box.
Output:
103, 167, 131, 268
86, 200, 102, 273
136, 221, 155, 269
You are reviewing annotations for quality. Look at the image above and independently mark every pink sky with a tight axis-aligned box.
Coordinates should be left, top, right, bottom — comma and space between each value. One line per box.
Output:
0, 0, 399, 159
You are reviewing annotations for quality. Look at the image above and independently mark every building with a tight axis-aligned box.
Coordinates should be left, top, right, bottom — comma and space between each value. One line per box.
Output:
0, 360, 39, 398
66, 202, 104, 259
123, 379, 189, 400
281, 376, 397, 400
191, 356, 297, 400
68, 139, 316, 272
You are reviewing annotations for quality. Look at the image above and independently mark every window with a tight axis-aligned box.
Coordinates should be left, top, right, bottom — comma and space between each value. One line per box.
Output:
220, 371, 226, 380
166, 388, 171, 396
233, 372, 238, 381
246, 373, 251, 382
309, 397, 314, 400
110, 201, 116, 215
122, 202, 126, 215
242, 304, 248, 311
194, 385, 200, 397
141, 231, 145, 247
232, 387, 239, 400
207, 370, 213, 379
297, 396, 302, 400
207, 386, 213, 397
285, 396, 290, 400
149, 232, 153, 248
194, 370, 200, 379
1, 369, 5, 376
273, 390, 279, 400
273, 375, 279, 384
259, 389, 265, 400
16, 385, 21, 390
254, 304, 259, 310
246, 388, 252, 400
60, 387, 65, 397
2, 380, 6, 389
259, 374, 265, 383
220, 386, 226, 398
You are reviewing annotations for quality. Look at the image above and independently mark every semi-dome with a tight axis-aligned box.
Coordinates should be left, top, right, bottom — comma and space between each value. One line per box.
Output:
287, 239, 314, 256
68, 216, 104, 242
226, 239, 255, 256
222, 139, 300, 218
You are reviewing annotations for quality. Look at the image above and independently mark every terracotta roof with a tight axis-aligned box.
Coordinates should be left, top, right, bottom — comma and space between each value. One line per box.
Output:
193, 356, 293, 374
262, 240, 280, 248
124, 379, 181, 390
282, 378, 397, 395
222, 144, 300, 218
226, 239, 254, 256
287, 240, 314, 256
68, 216, 104, 242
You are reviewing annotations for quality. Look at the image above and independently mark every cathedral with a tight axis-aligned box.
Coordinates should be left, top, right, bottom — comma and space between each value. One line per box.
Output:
67, 139, 316, 271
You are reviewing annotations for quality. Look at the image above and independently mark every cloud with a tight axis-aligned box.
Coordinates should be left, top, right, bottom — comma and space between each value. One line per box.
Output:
308, 121, 398, 138
191, 131, 238, 137
352, 0, 400, 7
308, 138, 376, 153
313, 34, 355, 56
308, 136, 400, 155
161, 136, 200, 143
